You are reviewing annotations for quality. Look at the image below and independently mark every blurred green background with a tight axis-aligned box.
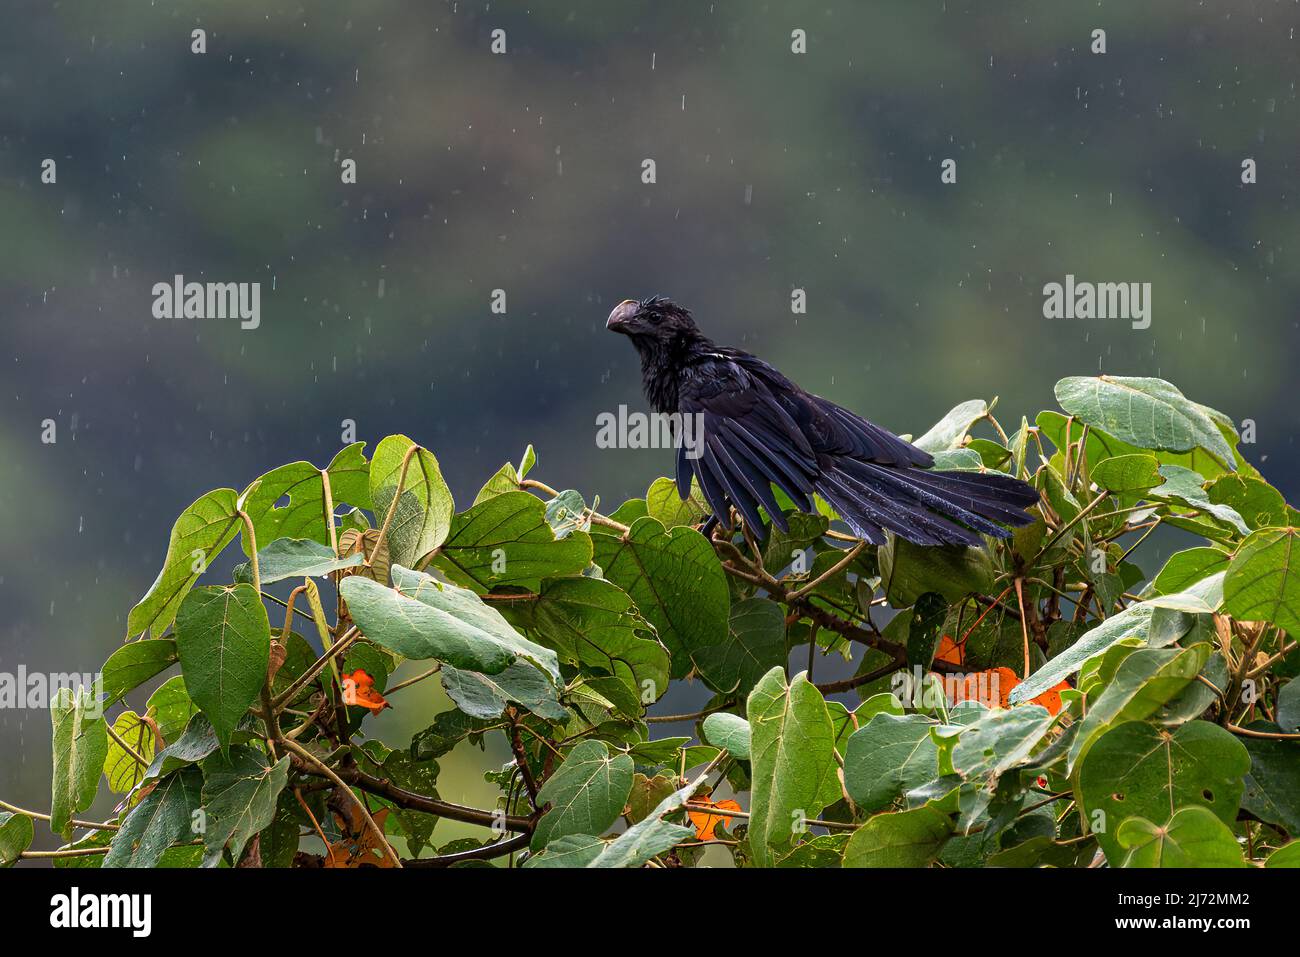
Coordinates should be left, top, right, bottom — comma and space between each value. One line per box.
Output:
2, 1, 1297, 852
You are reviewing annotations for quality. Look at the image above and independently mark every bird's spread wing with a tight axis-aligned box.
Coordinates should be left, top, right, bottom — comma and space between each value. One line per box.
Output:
676, 353, 818, 534
675, 349, 1038, 546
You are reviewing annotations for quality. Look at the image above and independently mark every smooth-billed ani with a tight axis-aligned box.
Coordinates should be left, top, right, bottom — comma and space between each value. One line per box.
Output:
606, 296, 1039, 546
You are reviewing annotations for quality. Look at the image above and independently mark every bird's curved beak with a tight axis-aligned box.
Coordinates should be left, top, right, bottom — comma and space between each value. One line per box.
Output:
606, 299, 639, 333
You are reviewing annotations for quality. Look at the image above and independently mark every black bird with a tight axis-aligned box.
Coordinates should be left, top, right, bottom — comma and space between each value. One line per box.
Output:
606, 296, 1040, 546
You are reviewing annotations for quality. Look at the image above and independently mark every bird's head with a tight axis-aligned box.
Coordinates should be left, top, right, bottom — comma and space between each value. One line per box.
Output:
605, 296, 700, 343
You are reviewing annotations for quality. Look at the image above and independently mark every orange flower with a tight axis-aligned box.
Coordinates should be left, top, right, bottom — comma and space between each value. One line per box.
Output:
942, 667, 1070, 715
686, 797, 743, 841
342, 669, 391, 713
1027, 680, 1070, 716
323, 807, 397, 868
949, 666, 1020, 709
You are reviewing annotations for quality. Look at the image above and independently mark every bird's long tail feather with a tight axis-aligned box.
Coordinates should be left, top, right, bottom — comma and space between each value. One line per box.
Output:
815, 458, 1039, 547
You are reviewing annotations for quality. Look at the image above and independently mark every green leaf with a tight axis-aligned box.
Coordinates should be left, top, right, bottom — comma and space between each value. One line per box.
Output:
103, 710, 156, 794
523, 833, 606, 868
50, 686, 108, 839
1267, 842, 1300, 868
778, 833, 852, 868
1117, 806, 1245, 868
1077, 720, 1249, 864
691, 597, 787, 697
747, 668, 837, 867
914, 399, 988, 453
544, 489, 590, 540
369, 435, 455, 567
343, 565, 559, 678
1151, 466, 1249, 535
1091, 454, 1162, 492
411, 710, 494, 761
240, 443, 372, 556
258, 792, 303, 868
879, 537, 994, 606
1010, 576, 1218, 704
950, 706, 1056, 780
763, 511, 831, 572
1054, 376, 1235, 468
440, 661, 567, 721
1037, 409, 1239, 482
624, 773, 680, 824
843, 714, 940, 812
591, 516, 729, 680
127, 488, 241, 639
1150, 547, 1230, 596
237, 537, 363, 584
646, 476, 708, 528
0, 812, 34, 867
145, 676, 198, 744
145, 713, 235, 779
1207, 475, 1289, 531
532, 740, 635, 849
101, 639, 178, 705
842, 805, 953, 868
435, 491, 592, 591
474, 460, 522, 505
503, 575, 669, 711
701, 712, 751, 761
200, 746, 291, 867
104, 767, 204, 868
1223, 527, 1300, 634
174, 584, 271, 749
1069, 643, 1213, 768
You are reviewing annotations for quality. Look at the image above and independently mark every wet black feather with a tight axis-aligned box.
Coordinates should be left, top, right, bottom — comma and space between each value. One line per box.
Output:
610, 297, 1040, 546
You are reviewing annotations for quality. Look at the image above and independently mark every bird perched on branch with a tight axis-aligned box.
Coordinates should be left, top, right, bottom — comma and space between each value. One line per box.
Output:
606, 296, 1040, 546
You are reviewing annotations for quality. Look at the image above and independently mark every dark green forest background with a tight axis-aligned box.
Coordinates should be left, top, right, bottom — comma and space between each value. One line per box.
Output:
1, 1, 1296, 849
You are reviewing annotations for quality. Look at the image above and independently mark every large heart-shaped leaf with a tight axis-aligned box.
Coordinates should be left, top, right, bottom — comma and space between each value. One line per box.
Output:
174, 584, 271, 749
690, 597, 787, 696
127, 488, 241, 639
747, 668, 836, 867
1054, 376, 1235, 468
200, 746, 291, 867
503, 575, 669, 709
104, 767, 204, 868
1117, 806, 1245, 868
342, 565, 558, 679
532, 740, 634, 850
241, 443, 372, 555
369, 435, 454, 568
1224, 527, 1300, 634
101, 639, 178, 705
1076, 720, 1249, 864
591, 516, 728, 680
843, 714, 940, 812
842, 805, 953, 868
435, 491, 591, 592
